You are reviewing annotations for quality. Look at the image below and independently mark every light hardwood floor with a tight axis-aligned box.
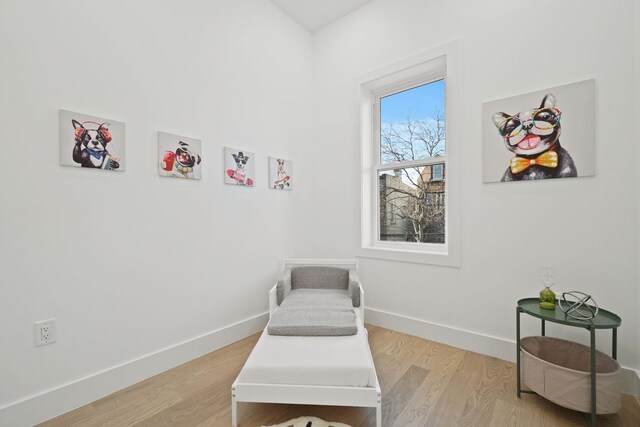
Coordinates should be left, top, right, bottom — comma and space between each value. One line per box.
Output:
39, 325, 640, 427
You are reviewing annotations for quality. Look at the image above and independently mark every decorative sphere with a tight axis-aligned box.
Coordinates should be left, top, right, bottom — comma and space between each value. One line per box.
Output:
558, 291, 599, 320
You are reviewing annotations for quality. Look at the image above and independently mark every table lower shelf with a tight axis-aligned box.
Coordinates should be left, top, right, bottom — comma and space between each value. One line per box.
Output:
519, 336, 621, 415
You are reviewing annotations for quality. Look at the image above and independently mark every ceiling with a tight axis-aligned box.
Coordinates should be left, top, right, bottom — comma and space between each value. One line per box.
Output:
270, 0, 374, 33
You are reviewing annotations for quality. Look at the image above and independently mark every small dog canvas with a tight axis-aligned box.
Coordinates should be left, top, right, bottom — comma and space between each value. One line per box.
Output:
269, 157, 292, 190
482, 80, 595, 183
60, 110, 125, 171
158, 132, 202, 180
224, 147, 255, 187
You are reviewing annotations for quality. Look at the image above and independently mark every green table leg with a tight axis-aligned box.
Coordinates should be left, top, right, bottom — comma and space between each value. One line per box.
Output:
541, 319, 545, 336
516, 306, 521, 398
590, 327, 597, 427
612, 328, 617, 360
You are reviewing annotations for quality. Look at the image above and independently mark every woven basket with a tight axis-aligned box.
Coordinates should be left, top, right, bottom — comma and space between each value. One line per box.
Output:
520, 336, 621, 414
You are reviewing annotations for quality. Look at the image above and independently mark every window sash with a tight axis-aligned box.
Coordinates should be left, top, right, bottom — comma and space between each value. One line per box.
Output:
375, 164, 447, 246
373, 77, 447, 168
372, 85, 447, 247
375, 156, 446, 172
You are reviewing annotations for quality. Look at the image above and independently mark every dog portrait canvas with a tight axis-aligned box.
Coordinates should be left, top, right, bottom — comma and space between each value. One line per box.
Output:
59, 110, 125, 171
482, 79, 595, 183
268, 157, 292, 190
158, 132, 202, 180
224, 147, 255, 187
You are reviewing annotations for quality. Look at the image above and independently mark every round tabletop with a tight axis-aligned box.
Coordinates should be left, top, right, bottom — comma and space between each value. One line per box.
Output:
517, 298, 621, 329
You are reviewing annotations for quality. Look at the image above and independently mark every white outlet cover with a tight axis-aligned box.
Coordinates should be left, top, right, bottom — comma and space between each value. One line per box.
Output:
34, 319, 56, 347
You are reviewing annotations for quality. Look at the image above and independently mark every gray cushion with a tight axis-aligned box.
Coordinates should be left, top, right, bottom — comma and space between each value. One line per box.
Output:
276, 269, 292, 306
280, 289, 353, 312
291, 266, 349, 291
268, 309, 358, 336
348, 270, 361, 307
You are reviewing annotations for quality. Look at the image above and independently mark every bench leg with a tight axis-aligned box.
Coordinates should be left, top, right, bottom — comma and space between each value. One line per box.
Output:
376, 399, 382, 427
231, 387, 238, 427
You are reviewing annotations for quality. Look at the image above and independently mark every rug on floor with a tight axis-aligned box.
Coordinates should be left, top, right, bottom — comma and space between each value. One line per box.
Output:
262, 416, 353, 427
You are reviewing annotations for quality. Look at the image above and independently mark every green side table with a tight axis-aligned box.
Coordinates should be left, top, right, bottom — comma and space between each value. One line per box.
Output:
516, 298, 621, 427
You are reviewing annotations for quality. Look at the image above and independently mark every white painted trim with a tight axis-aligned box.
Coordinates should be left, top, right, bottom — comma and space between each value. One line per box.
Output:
284, 258, 358, 269
365, 307, 514, 361
0, 312, 269, 427
365, 307, 640, 399
624, 369, 640, 405
233, 382, 379, 408
269, 283, 278, 319
356, 40, 462, 267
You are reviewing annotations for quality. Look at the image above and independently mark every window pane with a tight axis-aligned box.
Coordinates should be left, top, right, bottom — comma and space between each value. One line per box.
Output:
380, 79, 445, 165
379, 164, 445, 243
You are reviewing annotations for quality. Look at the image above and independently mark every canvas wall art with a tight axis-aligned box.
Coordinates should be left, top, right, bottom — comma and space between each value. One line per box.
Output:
59, 110, 125, 171
269, 157, 292, 190
224, 147, 255, 187
158, 132, 202, 180
482, 79, 595, 183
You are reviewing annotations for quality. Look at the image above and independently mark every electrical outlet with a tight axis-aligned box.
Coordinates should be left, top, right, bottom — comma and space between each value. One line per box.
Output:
34, 319, 56, 347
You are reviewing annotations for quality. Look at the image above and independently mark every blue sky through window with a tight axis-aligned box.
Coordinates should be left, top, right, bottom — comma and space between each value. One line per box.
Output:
379, 79, 446, 167
381, 79, 445, 124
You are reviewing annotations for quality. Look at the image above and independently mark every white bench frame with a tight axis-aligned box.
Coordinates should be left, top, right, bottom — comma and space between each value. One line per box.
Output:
231, 259, 382, 427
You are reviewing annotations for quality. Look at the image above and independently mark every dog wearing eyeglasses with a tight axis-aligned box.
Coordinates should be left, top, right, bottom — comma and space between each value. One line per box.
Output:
72, 120, 120, 170
492, 93, 577, 181
226, 151, 254, 186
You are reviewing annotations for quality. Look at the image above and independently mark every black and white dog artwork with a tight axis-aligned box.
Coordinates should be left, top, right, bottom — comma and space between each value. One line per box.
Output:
72, 119, 120, 170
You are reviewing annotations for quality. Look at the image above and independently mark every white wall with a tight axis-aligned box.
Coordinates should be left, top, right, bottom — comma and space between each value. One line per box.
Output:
636, 0, 640, 378
306, 0, 640, 370
0, 0, 312, 420
2, 0, 639, 423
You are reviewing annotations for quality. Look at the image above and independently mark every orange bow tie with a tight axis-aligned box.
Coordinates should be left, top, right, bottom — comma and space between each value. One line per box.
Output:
510, 150, 558, 174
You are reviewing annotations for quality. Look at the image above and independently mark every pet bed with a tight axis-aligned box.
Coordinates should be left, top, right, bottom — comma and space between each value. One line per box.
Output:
232, 259, 381, 427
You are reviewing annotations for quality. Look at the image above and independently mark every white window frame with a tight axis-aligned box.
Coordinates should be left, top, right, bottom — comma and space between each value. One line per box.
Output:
356, 41, 461, 267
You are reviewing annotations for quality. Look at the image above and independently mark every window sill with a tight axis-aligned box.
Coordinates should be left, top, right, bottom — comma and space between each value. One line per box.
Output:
356, 246, 460, 267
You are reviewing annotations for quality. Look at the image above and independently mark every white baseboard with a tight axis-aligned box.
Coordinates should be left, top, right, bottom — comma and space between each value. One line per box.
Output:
0, 312, 269, 427
365, 307, 515, 362
626, 369, 640, 405
365, 307, 640, 399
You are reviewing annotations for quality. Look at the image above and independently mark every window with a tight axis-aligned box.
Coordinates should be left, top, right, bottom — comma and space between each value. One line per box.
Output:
378, 80, 446, 244
432, 164, 444, 181
358, 42, 460, 266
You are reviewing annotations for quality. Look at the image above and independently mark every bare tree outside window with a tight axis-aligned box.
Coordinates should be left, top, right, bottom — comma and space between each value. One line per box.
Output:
378, 80, 446, 243
380, 108, 445, 164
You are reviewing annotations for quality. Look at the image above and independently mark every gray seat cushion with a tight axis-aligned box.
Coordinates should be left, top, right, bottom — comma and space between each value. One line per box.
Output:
277, 266, 361, 307
280, 289, 353, 312
268, 309, 358, 336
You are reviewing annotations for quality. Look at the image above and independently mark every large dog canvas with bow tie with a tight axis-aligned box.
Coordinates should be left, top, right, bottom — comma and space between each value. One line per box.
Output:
482, 80, 595, 183
59, 110, 125, 171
